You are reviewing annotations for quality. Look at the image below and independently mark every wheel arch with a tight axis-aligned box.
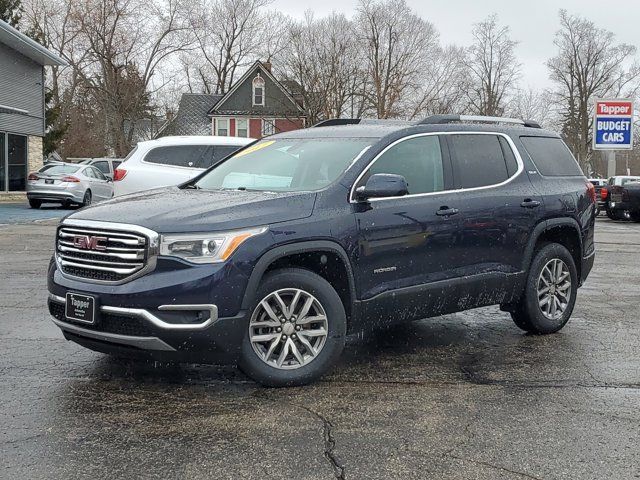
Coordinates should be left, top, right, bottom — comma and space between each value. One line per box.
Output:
523, 218, 583, 281
241, 241, 357, 326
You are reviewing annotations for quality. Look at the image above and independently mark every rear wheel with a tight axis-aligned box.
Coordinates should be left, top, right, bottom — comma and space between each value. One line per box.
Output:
28, 199, 41, 209
81, 190, 92, 207
510, 243, 578, 334
238, 268, 346, 387
606, 208, 623, 220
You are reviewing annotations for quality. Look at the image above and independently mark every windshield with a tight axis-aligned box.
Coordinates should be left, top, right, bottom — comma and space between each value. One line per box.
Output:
41, 165, 81, 175
194, 138, 373, 192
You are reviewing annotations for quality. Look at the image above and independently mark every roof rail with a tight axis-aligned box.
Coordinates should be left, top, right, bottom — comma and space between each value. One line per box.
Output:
312, 119, 361, 127
312, 118, 414, 128
417, 114, 541, 129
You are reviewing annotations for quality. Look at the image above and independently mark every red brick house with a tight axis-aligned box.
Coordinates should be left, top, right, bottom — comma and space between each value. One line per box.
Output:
207, 61, 306, 139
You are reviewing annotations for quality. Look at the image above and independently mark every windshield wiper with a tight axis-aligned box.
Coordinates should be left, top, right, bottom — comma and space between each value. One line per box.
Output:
184, 184, 201, 190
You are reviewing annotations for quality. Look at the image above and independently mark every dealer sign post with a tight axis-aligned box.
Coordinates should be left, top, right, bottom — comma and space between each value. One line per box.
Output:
593, 99, 634, 177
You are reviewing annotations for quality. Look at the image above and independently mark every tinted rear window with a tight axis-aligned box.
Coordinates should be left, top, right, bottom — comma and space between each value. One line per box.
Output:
520, 136, 583, 176
41, 165, 80, 175
144, 145, 243, 168
144, 145, 211, 167
450, 134, 510, 188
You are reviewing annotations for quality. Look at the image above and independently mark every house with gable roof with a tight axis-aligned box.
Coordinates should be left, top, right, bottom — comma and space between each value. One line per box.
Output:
207, 61, 306, 139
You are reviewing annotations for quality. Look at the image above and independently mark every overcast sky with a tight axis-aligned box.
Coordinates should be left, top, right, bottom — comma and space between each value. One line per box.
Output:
271, 0, 640, 90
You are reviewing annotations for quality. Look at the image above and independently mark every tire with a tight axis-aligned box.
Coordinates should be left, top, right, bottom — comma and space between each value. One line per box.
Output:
510, 243, 578, 334
631, 211, 640, 223
28, 199, 41, 209
81, 190, 92, 207
238, 268, 346, 387
606, 208, 622, 220
594, 205, 600, 217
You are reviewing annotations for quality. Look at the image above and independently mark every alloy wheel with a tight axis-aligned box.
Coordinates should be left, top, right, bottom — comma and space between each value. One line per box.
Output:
537, 258, 571, 320
249, 288, 329, 370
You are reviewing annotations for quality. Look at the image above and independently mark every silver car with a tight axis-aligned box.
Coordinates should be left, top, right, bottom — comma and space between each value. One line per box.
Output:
27, 163, 114, 209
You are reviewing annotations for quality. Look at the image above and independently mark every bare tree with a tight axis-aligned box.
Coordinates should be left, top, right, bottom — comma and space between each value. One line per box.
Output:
408, 45, 470, 119
185, 0, 272, 95
465, 14, 520, 116
355, 0, 439, 119
507, 87, 554, 127
24, 0, 194, 156
278, 12, 362, 124
547, 9, 640, 174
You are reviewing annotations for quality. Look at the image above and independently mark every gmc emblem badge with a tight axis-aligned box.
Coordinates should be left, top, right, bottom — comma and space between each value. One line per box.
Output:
73, 235, 107, 251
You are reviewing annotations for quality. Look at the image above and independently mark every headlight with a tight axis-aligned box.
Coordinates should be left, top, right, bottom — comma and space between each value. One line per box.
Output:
159, 226, 267, 264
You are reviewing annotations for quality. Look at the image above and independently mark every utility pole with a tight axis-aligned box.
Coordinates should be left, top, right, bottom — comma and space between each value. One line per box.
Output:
606, 151, 616, 177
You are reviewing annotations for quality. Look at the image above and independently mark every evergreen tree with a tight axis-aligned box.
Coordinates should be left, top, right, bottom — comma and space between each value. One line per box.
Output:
0, 0, 22, 27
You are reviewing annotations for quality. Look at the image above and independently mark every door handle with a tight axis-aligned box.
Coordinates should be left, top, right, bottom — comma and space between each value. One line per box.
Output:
520, 199, 541, 209
436, 206, 459, 217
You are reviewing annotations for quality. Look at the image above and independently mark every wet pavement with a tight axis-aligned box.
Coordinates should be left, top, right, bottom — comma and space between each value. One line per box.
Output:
0, 202, 72, 225
1, 217, 639, 479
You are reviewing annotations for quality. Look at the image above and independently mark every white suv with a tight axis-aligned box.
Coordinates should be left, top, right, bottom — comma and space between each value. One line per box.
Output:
114, 136, 253, 196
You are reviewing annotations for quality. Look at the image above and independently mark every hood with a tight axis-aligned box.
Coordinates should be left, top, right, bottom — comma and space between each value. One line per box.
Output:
68, 187, 317, 233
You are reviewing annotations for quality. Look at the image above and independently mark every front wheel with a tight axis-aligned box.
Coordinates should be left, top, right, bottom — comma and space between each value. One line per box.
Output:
510, 243, 578, 334
630, 211, 640, 223
238, 268, 346, 387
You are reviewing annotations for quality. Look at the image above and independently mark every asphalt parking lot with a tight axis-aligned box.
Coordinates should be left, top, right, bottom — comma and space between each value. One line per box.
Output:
0, 202, 72, 225
1, 214, 639, 479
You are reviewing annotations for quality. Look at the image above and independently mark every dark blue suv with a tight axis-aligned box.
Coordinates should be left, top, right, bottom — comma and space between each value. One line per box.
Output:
47, 115, 596, 386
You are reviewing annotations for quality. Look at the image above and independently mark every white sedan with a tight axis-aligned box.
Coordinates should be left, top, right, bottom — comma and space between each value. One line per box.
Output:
113, 136, 253, 196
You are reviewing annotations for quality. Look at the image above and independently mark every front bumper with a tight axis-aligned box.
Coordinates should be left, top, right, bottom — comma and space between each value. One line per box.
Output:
48, 255, 252, 363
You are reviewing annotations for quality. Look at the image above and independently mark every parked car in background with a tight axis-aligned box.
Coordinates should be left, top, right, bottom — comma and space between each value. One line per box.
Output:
47, 115, 596, 386
27, 163, 113, 208
588, 178, 608, 216
113, 136, 253, 196
80, 158, 122, 180
601, 176, 640, 220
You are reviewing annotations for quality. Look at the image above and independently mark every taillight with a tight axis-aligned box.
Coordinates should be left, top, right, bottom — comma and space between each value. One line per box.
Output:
586, 182, 596, 203
61, 176, 80, 183
113, 168, 127, 181
27, 172, 39, 181
600, 187, 608, 200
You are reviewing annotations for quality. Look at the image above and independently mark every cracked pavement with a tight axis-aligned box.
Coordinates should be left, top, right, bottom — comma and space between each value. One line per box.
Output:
1, 217, 639, 479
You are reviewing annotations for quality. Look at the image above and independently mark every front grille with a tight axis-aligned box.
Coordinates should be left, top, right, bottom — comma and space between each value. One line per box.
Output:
56, 224, 150, 283
49, 301, 153, 337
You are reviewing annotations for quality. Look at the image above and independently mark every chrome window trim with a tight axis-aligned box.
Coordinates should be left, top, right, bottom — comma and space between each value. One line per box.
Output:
55, 218, 159, 285
348, 131, 525, 203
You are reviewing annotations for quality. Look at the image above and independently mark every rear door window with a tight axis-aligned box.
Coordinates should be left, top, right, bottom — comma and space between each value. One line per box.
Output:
449, 134, 511, 188
363, 135, 446, 195
144, 145, 212, 168
520, 136, 583, 176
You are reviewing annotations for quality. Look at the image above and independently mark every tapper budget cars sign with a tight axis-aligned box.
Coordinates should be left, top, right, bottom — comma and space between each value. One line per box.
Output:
593, 99, 634, 150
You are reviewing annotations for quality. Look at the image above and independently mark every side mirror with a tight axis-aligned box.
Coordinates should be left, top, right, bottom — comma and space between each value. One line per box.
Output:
106, 176, 113, 182
355, 173, 409, 201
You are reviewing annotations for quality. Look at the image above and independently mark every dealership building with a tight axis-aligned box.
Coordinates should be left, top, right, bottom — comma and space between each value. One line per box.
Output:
0, 19, 65, 199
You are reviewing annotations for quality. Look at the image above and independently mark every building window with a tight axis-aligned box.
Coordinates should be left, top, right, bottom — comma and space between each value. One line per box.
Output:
262, 119, 276, 137
0, 132, 27, 192
216, 118, 229, 136
236, 118, 248, 138
252, 74, 265, 106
